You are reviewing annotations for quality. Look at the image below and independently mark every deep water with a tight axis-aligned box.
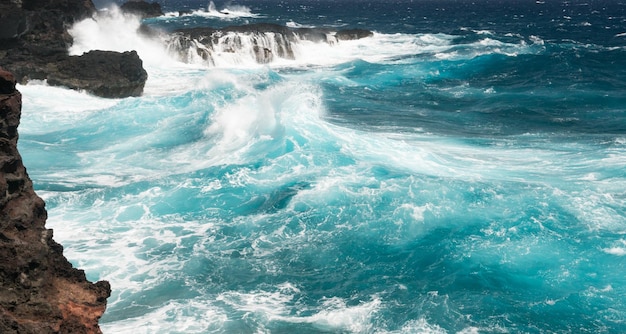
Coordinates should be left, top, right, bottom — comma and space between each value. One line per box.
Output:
17, 0, 626, 332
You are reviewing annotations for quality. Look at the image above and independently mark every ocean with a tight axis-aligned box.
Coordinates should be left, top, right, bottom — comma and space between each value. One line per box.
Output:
16, 0, 626, 332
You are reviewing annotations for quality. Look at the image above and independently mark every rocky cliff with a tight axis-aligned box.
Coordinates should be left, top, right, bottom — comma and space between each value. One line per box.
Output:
0, 68, 110, 333
0, 0, 147, 98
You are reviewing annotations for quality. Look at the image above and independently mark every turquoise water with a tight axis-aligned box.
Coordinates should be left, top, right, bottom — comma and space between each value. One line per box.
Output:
18, 0, 626, 332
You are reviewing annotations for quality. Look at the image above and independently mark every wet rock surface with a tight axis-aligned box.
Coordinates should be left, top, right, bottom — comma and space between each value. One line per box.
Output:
0, 67, 110, 334
170, 23, 374, 64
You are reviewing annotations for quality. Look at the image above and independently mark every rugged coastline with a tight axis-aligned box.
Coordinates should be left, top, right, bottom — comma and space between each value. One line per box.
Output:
0, 1, 375, 331
0, 0, 147, 98
1, 0, 374, 97
0, 67, 110, 333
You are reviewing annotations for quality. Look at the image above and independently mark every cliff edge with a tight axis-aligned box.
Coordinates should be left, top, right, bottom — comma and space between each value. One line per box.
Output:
0, 68, 110, 333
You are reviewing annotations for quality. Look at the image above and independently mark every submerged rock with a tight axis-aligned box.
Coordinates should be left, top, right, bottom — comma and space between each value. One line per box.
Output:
0, 67, 110, 333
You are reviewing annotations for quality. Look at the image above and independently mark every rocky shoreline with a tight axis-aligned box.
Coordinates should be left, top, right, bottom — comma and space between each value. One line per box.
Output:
0, 0, 147, 98
0, 67, 110, 333
0, 1, 374, 331
1, 0, 373, 98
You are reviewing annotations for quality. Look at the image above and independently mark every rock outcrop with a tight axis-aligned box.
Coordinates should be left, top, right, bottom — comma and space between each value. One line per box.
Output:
0, 0, 148, 98
0, 68, 110, 333
169, 23, 374, 65
48, 50, 148, 98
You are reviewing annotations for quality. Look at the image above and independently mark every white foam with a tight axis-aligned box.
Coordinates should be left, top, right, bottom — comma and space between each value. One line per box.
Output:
287, 20, 315, 28
156, 1, 261, 20
564, 187, 626, 232
603, 240, 626, 256
394, 319, 447, 334
529, 35, 545, 45
217, 283, 300, 319
17, 83, 119, 135
191, 1, 259, 19
157, 80, 325, 169
204, 86, 285, 153
474, 29, 494, 35
272, 296, 382, 332
289, 33, 454, 67
436, 37, 539, 60
100, 299, 228, 334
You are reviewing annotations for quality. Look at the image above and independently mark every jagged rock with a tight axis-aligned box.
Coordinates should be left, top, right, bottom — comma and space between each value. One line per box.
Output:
0, 0, 148, 98
120, 0, 164, 19
47, 50, 148, 98
0, 67, 110, 334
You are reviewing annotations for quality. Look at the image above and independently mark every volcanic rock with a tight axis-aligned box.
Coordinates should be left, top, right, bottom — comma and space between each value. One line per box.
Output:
0, 0, 148, 98
0, 67, 110, 333
48, 50, 148, 98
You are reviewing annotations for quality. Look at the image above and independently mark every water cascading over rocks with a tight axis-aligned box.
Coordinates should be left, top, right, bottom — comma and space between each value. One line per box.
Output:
166, 23, 373, 65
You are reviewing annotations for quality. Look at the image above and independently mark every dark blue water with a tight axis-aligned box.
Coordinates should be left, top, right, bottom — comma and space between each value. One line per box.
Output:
18, 0, 626, 332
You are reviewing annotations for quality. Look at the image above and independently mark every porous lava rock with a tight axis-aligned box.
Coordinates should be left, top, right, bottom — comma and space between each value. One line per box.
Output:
0, 68, 110, 334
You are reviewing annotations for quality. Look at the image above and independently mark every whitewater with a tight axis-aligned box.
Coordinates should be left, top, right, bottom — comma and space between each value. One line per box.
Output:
17, 0, 626, 333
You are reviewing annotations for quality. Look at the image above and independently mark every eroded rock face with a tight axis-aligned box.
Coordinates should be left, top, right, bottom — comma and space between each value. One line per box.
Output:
0, 68, 110, 334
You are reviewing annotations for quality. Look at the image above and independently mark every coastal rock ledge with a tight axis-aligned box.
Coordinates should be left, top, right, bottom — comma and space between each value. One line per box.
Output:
0, 0, 148, 98
0, 68, 110, 333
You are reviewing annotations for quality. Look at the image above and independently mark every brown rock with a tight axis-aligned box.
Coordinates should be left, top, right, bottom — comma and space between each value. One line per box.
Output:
0, 67, 110, 333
